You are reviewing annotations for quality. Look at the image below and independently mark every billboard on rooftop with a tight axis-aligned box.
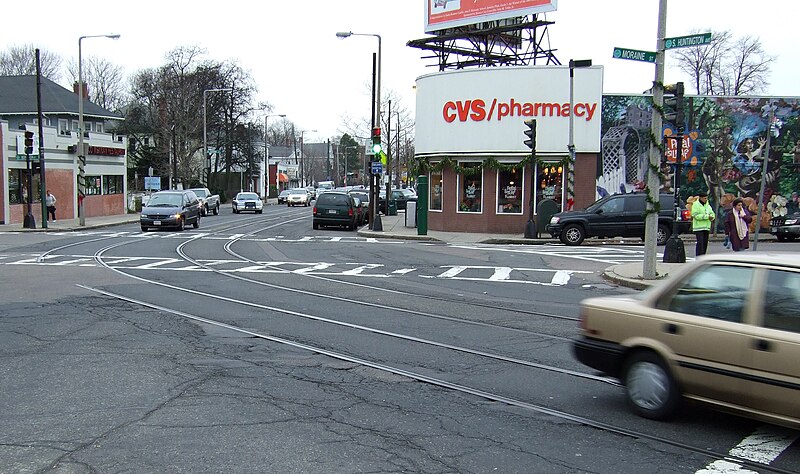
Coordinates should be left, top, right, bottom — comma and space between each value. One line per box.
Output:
425, 0, 557, 33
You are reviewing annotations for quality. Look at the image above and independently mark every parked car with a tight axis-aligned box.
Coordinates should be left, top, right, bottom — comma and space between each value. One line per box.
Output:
140, 190, 201, 232
188, 187, 220, 216
547, 193, 691, 246
232, 192, 263, 214
287, 188, 311, 207
379, 188, 417, 213
348, 190, 370, 225
573, 253, 800, 429
351, 197, 367, 226
313, 191, 357, 230
305, 186, 316, 200
277, 189, 291, 204
770, 212, 800, 241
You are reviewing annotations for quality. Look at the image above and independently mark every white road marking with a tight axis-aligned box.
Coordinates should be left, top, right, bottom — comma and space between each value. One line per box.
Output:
696, 426, 797, 473
0, 253, 592, 286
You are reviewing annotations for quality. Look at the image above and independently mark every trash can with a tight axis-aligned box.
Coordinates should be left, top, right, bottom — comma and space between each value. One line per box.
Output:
405, 201, 417, 227
387, 200, 397, 216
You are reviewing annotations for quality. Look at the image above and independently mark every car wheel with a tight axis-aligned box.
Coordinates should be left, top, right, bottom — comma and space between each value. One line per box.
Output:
313, 221, 319, 230
562, 224, 585, 246
257, 210, 262, 214
193, 215, 199, 229
776, 235, 787, 242
202, 205, 208, 216
656, 224, 670, 246
177, 218, 185, 231
213, 204, 219, 215
141, 225, 148, 232
623, 351, 680, 420
233, 208, 238, 214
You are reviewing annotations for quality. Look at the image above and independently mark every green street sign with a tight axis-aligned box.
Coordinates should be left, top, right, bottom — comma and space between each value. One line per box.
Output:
665, 33, 712, 50
612, 47, 656, 63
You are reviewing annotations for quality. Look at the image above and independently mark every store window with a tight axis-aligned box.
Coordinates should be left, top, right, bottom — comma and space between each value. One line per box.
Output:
85, 175, 102, 195
430, 170, 442, 211
536, 162, 563, 210
8, 169, 41, 204
458, 163, 482, 213
497, 168, 523, 214
103, 175, 123, 194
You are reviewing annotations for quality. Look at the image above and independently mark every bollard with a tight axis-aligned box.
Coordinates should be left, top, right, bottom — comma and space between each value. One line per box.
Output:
416, 175, 428, 235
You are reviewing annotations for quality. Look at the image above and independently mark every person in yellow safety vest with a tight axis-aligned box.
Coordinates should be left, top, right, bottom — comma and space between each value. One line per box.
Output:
691, 191, 716, 256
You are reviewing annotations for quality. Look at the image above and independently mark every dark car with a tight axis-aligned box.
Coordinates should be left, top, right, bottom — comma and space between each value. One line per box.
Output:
547, 193, 690, 246
313, 191, 357, 230
277, 189, 291, 204
348, 191, 370, 225
140, 190, 201, 232
770, 212, 800, 241
379, 188, 417, 213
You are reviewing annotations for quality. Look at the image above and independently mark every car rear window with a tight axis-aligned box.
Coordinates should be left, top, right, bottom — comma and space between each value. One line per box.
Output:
317, 194, 350, 205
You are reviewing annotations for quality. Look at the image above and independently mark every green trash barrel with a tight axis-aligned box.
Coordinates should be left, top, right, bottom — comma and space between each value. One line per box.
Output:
387, 200, 397, 216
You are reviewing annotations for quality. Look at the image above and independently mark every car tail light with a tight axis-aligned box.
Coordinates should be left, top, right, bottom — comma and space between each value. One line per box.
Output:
681, 209, 691, 221
348, 208, 353, 216
313, 207, 317, 214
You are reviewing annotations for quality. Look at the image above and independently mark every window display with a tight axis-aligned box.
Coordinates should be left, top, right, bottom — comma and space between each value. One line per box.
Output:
458, 163, 482, 213
430, 171, 442, 211
497, 168, 523, 214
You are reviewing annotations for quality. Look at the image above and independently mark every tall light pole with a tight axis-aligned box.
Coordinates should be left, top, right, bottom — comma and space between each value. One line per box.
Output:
336, 31, 381, 129
203, 88, 232, 187
567, 59, 592, 212
264, 113, 285, 198
77, 33, 119, 226
299, 129, 317, 187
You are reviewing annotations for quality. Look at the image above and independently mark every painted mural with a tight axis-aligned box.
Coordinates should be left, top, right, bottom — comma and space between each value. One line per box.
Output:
600, 94, 800, 230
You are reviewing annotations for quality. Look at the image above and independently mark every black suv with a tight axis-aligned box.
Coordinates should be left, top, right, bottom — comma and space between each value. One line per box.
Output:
770, 212, 800, 241
546, 193, 690, 246
313, 191, 357, 230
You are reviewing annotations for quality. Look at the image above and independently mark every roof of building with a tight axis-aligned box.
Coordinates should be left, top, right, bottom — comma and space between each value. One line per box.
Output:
0, 75, 122, 120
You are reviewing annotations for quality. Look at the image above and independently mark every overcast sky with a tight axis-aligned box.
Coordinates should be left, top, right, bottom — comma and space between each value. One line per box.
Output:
5, 1, 796, 141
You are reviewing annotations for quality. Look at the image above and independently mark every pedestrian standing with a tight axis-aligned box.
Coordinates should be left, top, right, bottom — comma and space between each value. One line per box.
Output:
45, 189, 57, 221
691, 191, 715, 256
724, 198, 752, 251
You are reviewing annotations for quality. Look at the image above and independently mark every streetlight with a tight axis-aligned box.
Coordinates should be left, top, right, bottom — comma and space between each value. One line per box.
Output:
203, 88, 232, 187
299, 129, 317, 187
337, 30, 382, 227
264, 113, 285, 198
77, 33, 119, 226
336, 31, 381, 127
566, 59, 592, 212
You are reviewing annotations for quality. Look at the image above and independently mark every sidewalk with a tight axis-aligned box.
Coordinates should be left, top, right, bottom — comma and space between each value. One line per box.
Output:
0, 213, 140, 232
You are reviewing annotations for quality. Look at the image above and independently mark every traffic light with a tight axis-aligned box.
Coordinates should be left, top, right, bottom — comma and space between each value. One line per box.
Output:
663, 82, 686, 134
24, 131, 34, 155
371, 127, 382, 154
523, 119, 536, 151
32, 161, 41, 174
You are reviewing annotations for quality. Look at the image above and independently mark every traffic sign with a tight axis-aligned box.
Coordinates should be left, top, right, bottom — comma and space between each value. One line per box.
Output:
371, 162, 383, 175
665, 33, 712, 50
612, 47, 656, 63
144, 176, 161, 191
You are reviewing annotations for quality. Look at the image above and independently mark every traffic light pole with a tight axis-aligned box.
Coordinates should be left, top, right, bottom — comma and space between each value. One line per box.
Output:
36, 49, 48, 229
523, 119, 537, 238
664, 82, 686, 263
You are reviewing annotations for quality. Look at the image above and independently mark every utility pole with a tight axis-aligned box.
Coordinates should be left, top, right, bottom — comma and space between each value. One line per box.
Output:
643, 0, 668, 280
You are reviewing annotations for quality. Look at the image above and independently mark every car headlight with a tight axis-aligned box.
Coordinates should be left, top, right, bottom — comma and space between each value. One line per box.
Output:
174, 213, 182, 219
785, 219, 798, 225
549, 216, 560, 224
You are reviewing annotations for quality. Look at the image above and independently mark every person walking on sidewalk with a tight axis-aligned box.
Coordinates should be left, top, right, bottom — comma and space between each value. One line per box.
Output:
724, 198, 752, 251
691, 191, 715, 256
45, 190, 57, 221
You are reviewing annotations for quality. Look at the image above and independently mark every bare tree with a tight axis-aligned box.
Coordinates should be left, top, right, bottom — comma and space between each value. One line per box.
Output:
67, 56, 128, 112
0, 44, 62, 80
672, 30, 774, 95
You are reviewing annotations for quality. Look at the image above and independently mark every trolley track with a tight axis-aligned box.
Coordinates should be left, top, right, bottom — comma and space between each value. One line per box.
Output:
76, 282, 795, 474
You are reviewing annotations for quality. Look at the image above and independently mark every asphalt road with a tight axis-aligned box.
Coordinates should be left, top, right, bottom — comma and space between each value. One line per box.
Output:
0, 205, 797, 473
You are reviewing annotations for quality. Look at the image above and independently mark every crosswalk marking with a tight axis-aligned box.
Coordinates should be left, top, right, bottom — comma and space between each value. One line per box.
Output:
0, 253, 594, 286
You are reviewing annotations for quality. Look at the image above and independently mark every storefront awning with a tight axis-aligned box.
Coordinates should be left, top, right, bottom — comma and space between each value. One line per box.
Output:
278, 172, 288, 183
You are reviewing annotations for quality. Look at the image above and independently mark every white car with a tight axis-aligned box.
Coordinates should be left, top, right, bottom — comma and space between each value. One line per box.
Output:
287, 188, 311, 207
232, 192, 263, 214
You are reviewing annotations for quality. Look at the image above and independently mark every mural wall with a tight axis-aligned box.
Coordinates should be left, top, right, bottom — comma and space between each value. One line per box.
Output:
600, 94, 800, 229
